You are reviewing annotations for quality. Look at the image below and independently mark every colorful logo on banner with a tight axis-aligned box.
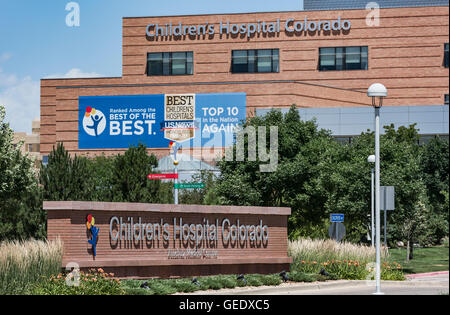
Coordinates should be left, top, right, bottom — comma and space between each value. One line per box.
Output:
78, 93, 246, 149
86, 214, 99, 257
82, 107, 106, 137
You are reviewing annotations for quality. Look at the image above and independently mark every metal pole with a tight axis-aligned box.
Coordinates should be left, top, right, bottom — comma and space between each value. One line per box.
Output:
336, 223, 339, 242
384, 209, 387, 249
174, 166, 179, 205
371, 168, 375, 247
374, 106, 383, 295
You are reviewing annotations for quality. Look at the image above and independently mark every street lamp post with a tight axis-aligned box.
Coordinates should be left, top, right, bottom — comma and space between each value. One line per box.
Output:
368, 83, 387, 295
367, 155, 376, 247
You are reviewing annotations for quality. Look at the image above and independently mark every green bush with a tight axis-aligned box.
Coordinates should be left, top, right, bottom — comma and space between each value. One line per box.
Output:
32, 269, 125, 295
287, 271, 318, 283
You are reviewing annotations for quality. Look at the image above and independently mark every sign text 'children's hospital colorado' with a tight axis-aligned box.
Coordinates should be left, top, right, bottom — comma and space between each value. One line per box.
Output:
109, 216, 270, 259
79, 93, 246, 149
146, 16, 351, 39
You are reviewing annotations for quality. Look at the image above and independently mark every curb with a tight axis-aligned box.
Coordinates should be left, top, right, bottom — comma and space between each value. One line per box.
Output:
186, 279, 449, 295
406, 271, 449, 279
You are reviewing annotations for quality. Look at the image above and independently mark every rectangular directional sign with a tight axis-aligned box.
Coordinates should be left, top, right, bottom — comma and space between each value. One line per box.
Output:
381, 186, 395, 211
330, 214, 344, 223
148, 174, 179, 180
174, 183, 205, 189
79, 93, 246, 149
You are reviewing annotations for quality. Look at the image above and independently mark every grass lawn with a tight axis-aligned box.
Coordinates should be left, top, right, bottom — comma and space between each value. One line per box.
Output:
388, 246, 449, 274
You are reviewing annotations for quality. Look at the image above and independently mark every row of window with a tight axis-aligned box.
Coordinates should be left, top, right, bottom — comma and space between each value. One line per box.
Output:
147, 43, 449, 76
335, 134, 449, 146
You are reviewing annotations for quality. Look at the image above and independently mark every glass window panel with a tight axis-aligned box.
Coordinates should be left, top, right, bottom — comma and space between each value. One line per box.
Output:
147, 52, 193, 76
232, 50, 248, 73
172, 52, 187, 75
257, 49, 272, 73
319, 46, 368, 71
163, 52, 170, 75
248, 50, 256, 73
186, 52, 193, 75
320, 48, 335, 70
320, 55, 335, 66
336, 47, 344, 70
346, 47, 361, 63
147, 53, 163, 75
272, 49, 279, 72
232, 49, 279, 73
361, 47, 368, 70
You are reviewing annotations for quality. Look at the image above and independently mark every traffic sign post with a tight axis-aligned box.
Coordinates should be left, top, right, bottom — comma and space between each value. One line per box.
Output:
329, 214, 345, 242
381, 186, 395, 248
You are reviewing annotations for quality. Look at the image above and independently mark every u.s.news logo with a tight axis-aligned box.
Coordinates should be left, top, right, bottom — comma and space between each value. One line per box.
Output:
82, 107, 106, 136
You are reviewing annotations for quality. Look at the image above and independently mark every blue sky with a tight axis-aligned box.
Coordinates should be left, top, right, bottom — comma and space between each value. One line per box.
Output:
0, 0, 303, 132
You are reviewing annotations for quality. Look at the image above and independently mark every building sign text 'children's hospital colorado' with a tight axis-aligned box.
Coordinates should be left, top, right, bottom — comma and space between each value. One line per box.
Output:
146, 16, 351, 39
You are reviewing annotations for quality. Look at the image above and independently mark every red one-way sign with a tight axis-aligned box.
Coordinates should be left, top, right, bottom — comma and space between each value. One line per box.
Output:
147, 174, 179, 180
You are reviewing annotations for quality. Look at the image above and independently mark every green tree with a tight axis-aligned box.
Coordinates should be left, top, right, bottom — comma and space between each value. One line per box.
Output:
215, 106, 338, 239
39, 143, 93, 201
0, 105, 45, 240
214, 106, 446, 247
88, 155, 115, 202
179, 170, 218, 205
111, 144, 172, 203
419, 136, 449, 243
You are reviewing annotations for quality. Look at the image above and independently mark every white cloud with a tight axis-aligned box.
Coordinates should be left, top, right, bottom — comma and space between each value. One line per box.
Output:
0, 52, 12, 63
0, 69, 39, 133
0, 67, 103, 133
44, 68, 102, 79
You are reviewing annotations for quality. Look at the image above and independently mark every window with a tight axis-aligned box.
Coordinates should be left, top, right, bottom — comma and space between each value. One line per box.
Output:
147, 52, 193, 76
319, 46, 368, 71
334, 136, 354, 145
232, 49, 279, 73
419, 135, 436, 146
445, 43, 449, 68
445, 94, 449, 105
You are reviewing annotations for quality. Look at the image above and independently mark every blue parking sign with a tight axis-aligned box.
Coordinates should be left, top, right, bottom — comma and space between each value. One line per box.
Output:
330, 214, 344, 223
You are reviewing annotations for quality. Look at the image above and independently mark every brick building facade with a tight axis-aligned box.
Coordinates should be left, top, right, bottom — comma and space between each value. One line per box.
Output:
40, 4, 449, 158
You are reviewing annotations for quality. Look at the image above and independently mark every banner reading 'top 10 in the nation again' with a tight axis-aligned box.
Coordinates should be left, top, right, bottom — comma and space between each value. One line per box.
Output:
78, 93, 246, 149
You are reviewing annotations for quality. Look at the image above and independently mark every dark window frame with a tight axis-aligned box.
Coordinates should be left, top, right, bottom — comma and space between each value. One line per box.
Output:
147, 51, 194, 76
231, 49, 280, 74
319, 46, 368, 71
444, 43, 449, 68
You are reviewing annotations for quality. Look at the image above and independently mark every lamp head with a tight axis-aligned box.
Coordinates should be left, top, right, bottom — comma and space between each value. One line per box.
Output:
368, 83, 387, 108
367, 155, 376, 163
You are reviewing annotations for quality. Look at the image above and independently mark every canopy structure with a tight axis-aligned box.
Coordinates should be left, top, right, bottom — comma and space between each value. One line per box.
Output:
154, 153, 219, 182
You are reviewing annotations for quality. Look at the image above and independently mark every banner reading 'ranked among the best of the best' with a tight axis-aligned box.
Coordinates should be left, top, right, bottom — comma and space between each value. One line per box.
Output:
78, 93, 246, 149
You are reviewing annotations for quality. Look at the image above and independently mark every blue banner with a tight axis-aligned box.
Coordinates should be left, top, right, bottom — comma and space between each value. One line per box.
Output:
78, 93, 246, 149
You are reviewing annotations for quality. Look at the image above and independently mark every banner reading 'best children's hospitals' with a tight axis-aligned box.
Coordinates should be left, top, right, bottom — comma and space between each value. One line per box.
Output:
78, 93, 246, 149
